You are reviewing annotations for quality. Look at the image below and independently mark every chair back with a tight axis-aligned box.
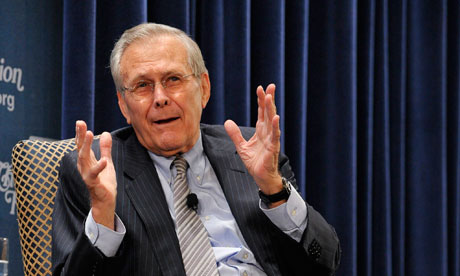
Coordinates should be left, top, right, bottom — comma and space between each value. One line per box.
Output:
11, 138, 76, 276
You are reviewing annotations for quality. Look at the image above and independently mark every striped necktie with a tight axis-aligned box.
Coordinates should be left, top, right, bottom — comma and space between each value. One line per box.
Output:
172, 156, 219, 276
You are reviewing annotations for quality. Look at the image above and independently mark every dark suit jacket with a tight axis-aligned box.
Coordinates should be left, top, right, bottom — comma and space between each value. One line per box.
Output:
52, 124, 340, 275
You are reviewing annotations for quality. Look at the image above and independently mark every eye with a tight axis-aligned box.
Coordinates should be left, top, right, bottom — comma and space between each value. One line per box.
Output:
136, 81, 149, 88
131, 81, 154, 93
167, 76, 181, 82
164, 75, 183, 88
129, 81, 153, 96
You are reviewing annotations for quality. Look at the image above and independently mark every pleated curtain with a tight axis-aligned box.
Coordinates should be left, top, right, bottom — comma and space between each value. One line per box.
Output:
61, 1, 460, 275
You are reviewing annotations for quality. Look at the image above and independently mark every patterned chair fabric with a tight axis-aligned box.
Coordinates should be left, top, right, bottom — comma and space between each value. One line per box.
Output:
11, 138, 76, 276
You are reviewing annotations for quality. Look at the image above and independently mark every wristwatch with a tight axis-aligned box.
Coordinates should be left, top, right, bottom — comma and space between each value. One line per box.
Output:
258, 177, 291, 204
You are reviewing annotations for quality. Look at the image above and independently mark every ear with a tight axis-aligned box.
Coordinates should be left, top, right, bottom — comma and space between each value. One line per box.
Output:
200, 73, 211, 109
117, 91, 131, 124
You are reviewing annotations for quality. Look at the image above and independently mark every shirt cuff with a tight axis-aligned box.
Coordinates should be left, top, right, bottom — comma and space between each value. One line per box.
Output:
85, 209, 126, 257
260, 184, 308, 242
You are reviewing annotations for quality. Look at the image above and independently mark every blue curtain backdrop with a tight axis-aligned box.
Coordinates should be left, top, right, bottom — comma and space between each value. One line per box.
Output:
61, 1, 460, 275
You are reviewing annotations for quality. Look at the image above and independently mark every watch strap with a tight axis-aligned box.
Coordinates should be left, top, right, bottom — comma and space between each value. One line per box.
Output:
259, 177, 291, 204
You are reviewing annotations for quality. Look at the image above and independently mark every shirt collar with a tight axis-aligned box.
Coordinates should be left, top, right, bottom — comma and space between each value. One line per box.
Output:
148, 133, 206, 184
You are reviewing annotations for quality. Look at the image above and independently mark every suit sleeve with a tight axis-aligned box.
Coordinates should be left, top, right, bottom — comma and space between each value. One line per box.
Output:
278, 154, 341, 275
52, 152, 118, 275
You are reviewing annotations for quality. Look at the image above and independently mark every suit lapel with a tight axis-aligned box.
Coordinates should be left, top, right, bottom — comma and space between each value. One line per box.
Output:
116, 126, 282, 275
201, 127, 281, 276
121, 133, 185, 276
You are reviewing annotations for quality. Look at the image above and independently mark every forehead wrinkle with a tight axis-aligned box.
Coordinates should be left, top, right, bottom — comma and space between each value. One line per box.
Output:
121, 38, 190, 85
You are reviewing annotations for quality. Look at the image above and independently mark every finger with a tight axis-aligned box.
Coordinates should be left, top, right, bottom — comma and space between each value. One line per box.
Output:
224, 120, 246, 150
99, 132, 113, 161
256, 86, 265, 122
257, 105, 264, 124
88, 157, 108, 180
266, 83, 277, 111
79, 130, 94, 167
265, 83, 276, 100
264, 94, 276, 134
266, 84, 277, 118
75, 120, 87, 151
271, 115, 281, 145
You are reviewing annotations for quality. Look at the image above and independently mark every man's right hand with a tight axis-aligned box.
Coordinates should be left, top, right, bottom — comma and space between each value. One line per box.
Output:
75, 120, 117, 230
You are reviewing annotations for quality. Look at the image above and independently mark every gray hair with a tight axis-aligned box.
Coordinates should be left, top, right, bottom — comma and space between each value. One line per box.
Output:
110, 23, 208, 92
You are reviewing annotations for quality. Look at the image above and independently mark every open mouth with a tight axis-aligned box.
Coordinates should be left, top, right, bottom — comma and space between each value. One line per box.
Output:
154, 117, 180, 124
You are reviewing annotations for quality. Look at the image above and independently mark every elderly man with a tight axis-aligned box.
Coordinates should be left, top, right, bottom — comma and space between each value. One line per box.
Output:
52, 23, 340, 276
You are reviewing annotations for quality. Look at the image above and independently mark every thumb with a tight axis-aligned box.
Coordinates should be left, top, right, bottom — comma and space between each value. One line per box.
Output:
224, 120, 245, 151
99, 132, 113, 161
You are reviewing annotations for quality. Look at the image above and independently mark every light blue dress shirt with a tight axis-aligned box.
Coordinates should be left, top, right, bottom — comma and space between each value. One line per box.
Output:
85, 134, 308, 275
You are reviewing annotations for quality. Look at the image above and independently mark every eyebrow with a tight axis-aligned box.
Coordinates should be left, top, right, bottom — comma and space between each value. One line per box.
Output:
130, 70, 185, 83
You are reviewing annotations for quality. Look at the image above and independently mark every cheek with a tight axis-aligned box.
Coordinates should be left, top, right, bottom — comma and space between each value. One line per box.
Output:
130, 98, 150, 114
187, 96, 204, 120
126, 101, 152, 124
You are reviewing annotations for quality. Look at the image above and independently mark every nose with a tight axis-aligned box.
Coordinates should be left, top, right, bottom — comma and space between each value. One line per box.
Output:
152, 85, 170, 108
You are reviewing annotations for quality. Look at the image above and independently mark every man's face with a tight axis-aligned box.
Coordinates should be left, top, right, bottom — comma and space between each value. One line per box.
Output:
117, 35, 210, 156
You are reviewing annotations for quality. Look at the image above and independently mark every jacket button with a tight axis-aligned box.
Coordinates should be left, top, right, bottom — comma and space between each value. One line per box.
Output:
307, 239, 322, 260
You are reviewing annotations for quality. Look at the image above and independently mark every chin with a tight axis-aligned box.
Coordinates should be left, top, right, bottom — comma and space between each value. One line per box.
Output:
156, 136, 190, 155
139, 128, 197, 156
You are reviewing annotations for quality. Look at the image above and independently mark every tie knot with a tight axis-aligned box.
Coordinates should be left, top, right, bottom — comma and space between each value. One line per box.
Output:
173, 156, 188, 175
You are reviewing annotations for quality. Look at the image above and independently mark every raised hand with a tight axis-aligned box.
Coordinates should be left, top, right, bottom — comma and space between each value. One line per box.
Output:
224, 84, 284, 204
75, 120, 117, 229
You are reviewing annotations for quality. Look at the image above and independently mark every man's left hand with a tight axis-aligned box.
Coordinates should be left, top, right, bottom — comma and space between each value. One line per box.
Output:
224, 84, 285, 207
